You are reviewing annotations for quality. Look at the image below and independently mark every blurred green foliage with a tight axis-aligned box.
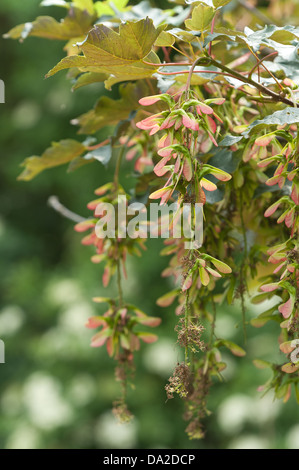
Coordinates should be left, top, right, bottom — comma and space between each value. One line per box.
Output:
0, 0, 299, 449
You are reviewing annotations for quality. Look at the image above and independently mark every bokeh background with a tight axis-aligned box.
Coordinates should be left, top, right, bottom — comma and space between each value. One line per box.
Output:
0, 0, 299, 449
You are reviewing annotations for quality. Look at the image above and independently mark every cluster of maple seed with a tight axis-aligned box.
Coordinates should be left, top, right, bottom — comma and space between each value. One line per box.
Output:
85, 299, 161, 359
251, 126, 299, 378
74, 183, 146, 287
74, 183, 161, 363
253, 128, 299, 235
135, 93, 228, 205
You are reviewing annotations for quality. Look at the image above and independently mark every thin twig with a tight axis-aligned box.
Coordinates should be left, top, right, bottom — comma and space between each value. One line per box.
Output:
209, 297, 217, 348
185, 289, 190, 364
246, 45, 283, 90
86, 138, 110, 151
117, 259, 123, 307
208, 15, 216, 56
247, 51, 278, 78
152, 54, 293, 106
185, 57, 202, 95
158, 68, 241, 80
170, 44, 192, 60
239, 189, 248, 343
143, 60, 192, 67
48, 196, 86, 223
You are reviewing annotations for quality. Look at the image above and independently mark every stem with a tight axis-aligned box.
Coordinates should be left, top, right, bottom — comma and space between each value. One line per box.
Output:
158, 69, 241, 80
208, 57, 295, 107
203, 297, 217, 376
240, 269, 247, 343
247, 51, 278, 78
209, 297, 217, 348
47, 196, 86, 223
208, 15, 216, 56
86, 138, 110, 151
114, 144, 126, 188
142, 60, 192, 67
146, 53, 288, 103
114, 138, 130, 307
114, 152, 124, 306
185, 57, 202, 93
239, 189, 248, 343
154, 55, 294, 106
239, 190, 248, 258
170, 44, 192, 60
117, 259, 123, 307
185, 290, 190, 364
245, 95, 281, 104
247, 46, 283, 91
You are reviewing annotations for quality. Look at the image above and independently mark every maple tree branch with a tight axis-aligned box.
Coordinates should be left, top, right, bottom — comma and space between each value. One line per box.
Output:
208, 57, 295, 107
157, 68, 245, 81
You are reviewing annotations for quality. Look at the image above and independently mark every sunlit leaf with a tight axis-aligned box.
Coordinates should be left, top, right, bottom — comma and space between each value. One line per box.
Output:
4, 7, 96, 41
243, 107, 299, 138
18, 139, 86, 180
185, 4, 215, 32
46, 18, 163, 77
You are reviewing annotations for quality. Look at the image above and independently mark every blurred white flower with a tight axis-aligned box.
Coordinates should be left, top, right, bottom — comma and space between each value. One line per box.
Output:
218, 391, 281, 436
228, 434, 270, 449
23, 373, 74, 430
59, 302, 95, 333
286, 424, 299, 449
0, 305, 25, 336
69, 374, 96, 406
45, 279, 82, 307
5, 424, 40, 449
38, 326, 90, 360
143, 338, 182, 376
218, 394, 254, 434
95, 412, 137, 448
12, 101, 41, 129
248, 393, 281, 425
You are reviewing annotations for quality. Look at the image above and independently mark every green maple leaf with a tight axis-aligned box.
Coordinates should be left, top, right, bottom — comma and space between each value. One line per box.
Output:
4, 7, 96, 41
46, 18, 164, 78
18, 140, 87, 181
